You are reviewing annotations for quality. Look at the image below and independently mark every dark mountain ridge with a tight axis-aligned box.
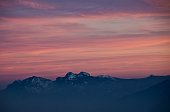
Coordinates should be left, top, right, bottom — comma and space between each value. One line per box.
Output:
4, 72, 170, 95
0, 72, 170, 112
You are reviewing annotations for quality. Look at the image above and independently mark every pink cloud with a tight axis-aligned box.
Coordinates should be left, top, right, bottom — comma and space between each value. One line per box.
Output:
145, 0, 170, 8
17, 0, 56, 10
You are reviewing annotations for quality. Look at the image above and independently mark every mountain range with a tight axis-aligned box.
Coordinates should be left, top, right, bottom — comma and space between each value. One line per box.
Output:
0, 72, 170, 112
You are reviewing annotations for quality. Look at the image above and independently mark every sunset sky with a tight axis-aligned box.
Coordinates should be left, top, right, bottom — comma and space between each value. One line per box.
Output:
0, 0, 170, 85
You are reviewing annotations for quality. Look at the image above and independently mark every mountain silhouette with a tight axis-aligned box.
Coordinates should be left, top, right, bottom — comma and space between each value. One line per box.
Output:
0, 72, 170, 112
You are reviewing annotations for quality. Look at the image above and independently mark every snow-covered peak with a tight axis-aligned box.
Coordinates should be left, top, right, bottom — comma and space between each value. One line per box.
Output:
23, 76, 51, 84
65, 72, 77, 80
64, 72, 91, 80
77, 72, 90, 77
6, 76, 52, 93
19, 76, 51, 88
97, 75, 118, 80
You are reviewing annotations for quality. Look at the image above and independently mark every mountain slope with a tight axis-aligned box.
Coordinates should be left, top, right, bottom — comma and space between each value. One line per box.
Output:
116, 80, 170, 112
5, 76, 52, 94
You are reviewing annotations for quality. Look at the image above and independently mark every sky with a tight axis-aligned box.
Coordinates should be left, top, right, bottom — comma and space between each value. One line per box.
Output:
0, 0, 170, 85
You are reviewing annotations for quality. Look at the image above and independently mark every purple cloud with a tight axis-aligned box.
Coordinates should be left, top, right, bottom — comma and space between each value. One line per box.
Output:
0, 0, 169, 18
